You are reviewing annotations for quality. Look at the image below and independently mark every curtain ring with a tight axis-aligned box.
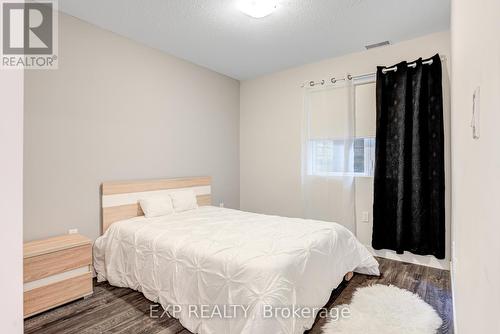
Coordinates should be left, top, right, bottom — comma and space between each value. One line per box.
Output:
382, 66, 397, 74
310, 79, 326, 87
347, 74, 353, 80
331, 77, 336, 84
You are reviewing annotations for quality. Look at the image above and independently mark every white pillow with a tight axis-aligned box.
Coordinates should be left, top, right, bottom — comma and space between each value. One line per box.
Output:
170, 190, 198, 212
139, 196, 174, 218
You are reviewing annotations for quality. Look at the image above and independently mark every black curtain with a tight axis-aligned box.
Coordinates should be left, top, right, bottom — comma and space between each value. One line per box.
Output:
372, 53, 445, 259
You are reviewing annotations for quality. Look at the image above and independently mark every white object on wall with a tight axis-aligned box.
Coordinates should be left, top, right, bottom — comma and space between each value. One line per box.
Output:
471, 86, 480, 139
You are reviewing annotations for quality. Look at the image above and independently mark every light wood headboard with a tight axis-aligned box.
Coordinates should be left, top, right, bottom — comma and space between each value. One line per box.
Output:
101, 176, 211, 234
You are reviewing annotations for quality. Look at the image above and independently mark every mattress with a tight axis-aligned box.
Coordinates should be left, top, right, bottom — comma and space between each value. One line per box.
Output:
93, 206, 379, 334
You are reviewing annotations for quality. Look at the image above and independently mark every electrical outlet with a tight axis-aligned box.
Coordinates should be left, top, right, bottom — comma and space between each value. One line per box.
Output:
361, 212, 369, 222
68, 228, 78, 234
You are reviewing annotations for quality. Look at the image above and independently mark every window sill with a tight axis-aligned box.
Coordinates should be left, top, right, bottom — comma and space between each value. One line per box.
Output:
306, 173, 374, 178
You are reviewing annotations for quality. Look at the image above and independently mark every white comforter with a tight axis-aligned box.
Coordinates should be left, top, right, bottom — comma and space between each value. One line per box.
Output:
94, 206, 379, 334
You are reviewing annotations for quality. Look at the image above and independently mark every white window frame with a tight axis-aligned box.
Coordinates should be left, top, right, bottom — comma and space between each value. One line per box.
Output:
307, 137, 375, 178
304, 77, 377, 178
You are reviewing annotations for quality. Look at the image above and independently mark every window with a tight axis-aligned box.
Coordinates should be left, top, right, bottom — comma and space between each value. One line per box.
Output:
308, 137, 375, 177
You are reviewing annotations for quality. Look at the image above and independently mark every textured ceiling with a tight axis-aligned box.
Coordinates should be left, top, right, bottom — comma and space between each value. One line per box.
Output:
59, 0, 450, 80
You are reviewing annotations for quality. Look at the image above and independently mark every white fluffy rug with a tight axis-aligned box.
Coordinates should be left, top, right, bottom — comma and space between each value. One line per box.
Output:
322, 284, 442, 334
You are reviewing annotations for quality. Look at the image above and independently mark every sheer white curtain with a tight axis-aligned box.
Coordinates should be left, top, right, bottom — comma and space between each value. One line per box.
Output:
301, 79, 356, 233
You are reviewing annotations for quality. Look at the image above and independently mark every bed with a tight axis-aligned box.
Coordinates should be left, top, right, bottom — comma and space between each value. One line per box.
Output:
94, 177, 379, 334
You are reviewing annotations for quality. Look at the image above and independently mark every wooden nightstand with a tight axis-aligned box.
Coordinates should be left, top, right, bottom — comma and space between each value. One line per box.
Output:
23, 234, 93, 318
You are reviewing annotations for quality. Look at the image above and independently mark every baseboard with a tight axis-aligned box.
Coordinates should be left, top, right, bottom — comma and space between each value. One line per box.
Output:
365, 245, 450, 270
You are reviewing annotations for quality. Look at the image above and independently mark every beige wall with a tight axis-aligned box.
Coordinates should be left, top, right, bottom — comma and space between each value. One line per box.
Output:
240, 31, 451, 268
451, 0, 500, 332
0, 67, 23, 331
24, 13, 240, 241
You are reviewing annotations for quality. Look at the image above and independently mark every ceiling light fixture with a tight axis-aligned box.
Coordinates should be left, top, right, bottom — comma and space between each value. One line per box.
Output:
238, 0, 277, 19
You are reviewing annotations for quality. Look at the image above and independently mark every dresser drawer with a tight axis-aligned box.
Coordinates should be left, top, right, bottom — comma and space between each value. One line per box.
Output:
24, 272, 93, 317
24, 244, 92, 283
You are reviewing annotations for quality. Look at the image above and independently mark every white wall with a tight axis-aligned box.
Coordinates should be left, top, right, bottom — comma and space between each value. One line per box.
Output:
240, 31, 451, 268
0, 69, 24, 331
451, 0, 500, 332
24, 13, 240, 242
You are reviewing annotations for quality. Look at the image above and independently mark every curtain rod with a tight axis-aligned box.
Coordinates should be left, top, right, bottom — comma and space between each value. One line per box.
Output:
301, 55, 447, 88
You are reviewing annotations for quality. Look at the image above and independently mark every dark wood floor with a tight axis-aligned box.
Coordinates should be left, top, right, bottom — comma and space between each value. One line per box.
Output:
25, 258, 453, 334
